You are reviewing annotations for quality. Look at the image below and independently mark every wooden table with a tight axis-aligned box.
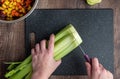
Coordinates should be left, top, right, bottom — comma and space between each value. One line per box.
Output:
0, 0, 120, 79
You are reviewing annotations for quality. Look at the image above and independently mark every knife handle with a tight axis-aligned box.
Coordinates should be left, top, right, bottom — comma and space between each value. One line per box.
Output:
84, 54, 92, 64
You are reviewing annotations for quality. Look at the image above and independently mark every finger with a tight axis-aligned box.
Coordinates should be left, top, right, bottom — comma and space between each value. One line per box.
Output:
92, 58, 99, 71
99, 64, 103, 68
106, 70, 113, 78
85, 62, 91, 78
48, 34, 55, 54
92, 58, 100, 77
55, 60, 62, 67
31, 49, 37, 65
35, 43, 40, 54
40, 40, 46, 52
31, 48, 36, 56
99, 64, 104, 70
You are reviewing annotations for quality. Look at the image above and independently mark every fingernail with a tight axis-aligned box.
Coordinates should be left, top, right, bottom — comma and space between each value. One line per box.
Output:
51, 33, 54, 36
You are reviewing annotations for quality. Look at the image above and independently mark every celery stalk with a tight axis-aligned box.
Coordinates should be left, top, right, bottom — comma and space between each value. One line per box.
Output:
15, 55, 32, 70
5, 24, 83, 79
54, 34, 74, 57
4, 62, 21, 70
9, 63, 32, 79
7, 64, 15, 71
5, 64, 27, 78
6, 62, 21, 70
5, 55, 32, 78
7, 64, 18, 71
54, 40, 77, 60
25, 71, 32, 79
4, 62, 21, 64
55, 24, 75, 42
54, 40, 74, 60
54, 24, 82, 60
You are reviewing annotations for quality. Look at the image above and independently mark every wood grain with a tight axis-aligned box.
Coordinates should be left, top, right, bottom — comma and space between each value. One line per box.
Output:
0, 0, 120, 79
0, 21, 25, 78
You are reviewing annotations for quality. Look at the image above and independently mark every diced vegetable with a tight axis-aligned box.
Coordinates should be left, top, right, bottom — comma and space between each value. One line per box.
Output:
5, 24, 83, 79
0, 0, 33, 20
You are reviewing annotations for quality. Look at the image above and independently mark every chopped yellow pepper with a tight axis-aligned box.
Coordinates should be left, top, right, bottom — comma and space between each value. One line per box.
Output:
0, 0, 32, 20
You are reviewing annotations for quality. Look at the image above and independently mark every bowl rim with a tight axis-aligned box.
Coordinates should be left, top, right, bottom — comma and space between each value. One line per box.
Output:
0, 0, 39, 23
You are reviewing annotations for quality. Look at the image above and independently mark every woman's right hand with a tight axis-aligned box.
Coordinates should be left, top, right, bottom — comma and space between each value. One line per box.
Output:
85, 58, 113, 79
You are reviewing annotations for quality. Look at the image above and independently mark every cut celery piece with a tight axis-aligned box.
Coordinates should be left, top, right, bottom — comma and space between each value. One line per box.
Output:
87, 0, 102, 5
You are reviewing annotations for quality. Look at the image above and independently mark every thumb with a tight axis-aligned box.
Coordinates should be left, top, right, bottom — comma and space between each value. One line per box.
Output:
56, 60, 62, 66
85, 62, 91, 79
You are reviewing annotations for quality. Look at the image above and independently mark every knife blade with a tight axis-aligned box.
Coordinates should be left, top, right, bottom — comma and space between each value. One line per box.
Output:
79, 46, 91, 64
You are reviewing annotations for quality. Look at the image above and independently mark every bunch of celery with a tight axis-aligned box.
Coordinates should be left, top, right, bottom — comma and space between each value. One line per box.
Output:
5, 24, 82, 79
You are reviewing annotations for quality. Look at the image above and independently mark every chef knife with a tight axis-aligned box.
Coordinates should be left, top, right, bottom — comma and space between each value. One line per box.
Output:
79, 46, 92, 64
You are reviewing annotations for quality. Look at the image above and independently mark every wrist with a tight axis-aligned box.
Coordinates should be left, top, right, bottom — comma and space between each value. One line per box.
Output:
31, 71, 49, 79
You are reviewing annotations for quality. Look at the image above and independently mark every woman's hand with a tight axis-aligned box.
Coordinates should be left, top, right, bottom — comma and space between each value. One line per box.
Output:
85, 58, 113, 79
31, 34, 61, 79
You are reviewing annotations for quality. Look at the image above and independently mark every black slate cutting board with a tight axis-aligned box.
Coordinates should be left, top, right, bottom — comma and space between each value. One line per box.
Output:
25, 9, 114, 75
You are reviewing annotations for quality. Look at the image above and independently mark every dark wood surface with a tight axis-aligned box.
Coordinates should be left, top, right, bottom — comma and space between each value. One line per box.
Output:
0, 0, 120, 79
